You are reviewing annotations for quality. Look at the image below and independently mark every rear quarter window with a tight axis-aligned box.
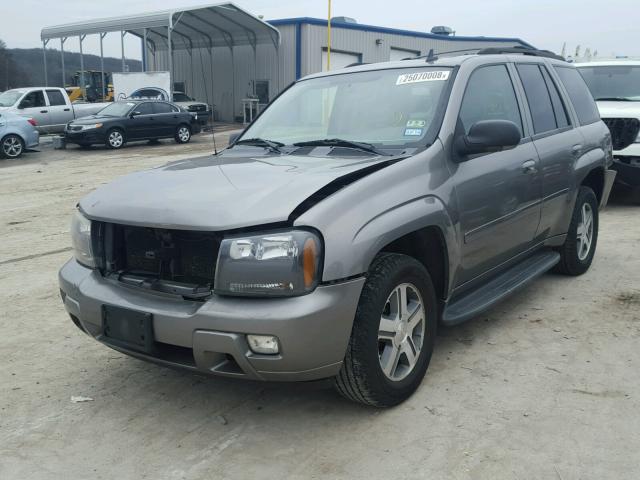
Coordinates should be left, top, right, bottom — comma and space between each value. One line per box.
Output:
554, 66, 600, 125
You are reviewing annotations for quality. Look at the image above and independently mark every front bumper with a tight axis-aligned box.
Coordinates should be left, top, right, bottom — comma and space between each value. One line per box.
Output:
65, 129, 104, 145
59, 259, 364, 381
612, 156, 640, 188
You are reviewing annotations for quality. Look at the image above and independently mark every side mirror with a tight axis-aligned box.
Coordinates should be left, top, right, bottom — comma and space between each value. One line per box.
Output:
228, 132, 242, 144
130, 111, 141, 118
455, 120, 521, 157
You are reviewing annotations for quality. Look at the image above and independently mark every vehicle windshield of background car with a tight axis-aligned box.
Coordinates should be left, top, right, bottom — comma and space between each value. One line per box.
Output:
0, 90, 24, 107
98, 102, 137, 117
241, 68, 452, 148
578, 65, 640, 101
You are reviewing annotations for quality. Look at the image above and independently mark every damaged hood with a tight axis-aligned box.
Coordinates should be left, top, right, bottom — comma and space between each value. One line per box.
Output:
80, 149, 400, 230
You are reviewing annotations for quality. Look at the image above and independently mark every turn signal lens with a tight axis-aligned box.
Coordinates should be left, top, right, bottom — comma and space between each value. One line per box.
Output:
27, 118, 37, 126
303, 237, 318, 288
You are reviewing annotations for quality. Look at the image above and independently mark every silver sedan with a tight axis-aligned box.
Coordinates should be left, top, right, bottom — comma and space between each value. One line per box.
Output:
0, 111, 39, 159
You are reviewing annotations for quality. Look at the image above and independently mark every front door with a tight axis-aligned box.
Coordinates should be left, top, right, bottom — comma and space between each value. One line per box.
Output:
127, 102, 155, 140
450, 64, 542, 287
18, 90, 50, 133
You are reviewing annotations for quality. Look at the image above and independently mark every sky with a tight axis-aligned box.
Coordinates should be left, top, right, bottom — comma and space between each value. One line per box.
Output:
2, 0, 639, 60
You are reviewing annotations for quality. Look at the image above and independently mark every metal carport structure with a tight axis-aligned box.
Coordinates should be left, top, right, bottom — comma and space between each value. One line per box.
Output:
40, 2, 281, 113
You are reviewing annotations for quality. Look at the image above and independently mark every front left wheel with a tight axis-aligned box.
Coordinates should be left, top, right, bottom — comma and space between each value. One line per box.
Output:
175, 125, 191, 144
334, 253, 437, 407
1, 134, 25, 159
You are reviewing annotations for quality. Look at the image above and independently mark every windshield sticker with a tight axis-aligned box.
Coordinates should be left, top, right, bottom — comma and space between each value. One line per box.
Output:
404, 128, 424, 136
396, 71, 450, 85
406, 119, 426, 128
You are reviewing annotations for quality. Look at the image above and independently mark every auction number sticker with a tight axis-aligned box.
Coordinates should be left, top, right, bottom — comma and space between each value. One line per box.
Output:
396, 70, 450, 85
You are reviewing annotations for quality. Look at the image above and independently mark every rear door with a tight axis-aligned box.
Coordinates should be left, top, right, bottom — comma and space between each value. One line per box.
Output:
45, 89, 72, 132
17, 90, 50, 132
452, 64, 543, 286
151, 102, 180, 137
127, 102, 155, 140
513, 62, 585, 240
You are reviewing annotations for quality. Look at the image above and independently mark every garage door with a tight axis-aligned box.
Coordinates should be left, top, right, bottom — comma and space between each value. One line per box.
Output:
390, 48, 419, 62
322, 49, 361, 71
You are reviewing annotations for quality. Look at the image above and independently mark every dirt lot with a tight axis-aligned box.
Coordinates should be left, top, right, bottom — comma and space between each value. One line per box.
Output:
1, 136, 639, 479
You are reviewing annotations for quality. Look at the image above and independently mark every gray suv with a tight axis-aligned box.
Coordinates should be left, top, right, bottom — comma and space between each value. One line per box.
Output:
59, 48, 615, 407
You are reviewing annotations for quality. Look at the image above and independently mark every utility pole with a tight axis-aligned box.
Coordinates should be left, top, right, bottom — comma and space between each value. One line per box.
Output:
326, 0, 332, 71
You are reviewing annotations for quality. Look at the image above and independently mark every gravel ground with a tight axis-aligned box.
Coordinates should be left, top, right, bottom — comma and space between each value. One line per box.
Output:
1, 137, 639, 479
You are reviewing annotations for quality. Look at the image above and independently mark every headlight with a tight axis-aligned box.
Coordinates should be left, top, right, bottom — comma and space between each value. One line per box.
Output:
75, 123, 103, 131
215, 230, 322, 297
70, 210, 96, 268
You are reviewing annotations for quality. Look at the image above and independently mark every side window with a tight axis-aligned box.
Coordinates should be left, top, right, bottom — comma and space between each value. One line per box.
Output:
540, 67, 570, 128
459, 65, 523, 137
19, 90, 46, 109
152, 102, 174, 114
554, 66, 600, 125
134, 103, 154, 115
46, 90, 67, 106
515, 64, 557, 134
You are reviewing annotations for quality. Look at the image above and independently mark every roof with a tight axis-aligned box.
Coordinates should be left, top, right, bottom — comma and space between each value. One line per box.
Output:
268, 17, 534, 48
41, 2, 281, 51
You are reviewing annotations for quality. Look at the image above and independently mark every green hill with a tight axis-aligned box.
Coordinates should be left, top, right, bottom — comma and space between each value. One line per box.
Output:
1, 46, 141, 90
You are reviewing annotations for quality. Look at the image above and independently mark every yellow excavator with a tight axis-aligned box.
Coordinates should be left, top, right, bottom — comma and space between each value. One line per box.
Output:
66, 71, 114, 103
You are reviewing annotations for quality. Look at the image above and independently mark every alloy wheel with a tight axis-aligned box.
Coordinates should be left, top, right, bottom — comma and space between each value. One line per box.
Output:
108, 131, 124, 148
576, 202, 594, 261
377, 283, 426, 381
178, 127, 190, 142
2, 136, 23, 158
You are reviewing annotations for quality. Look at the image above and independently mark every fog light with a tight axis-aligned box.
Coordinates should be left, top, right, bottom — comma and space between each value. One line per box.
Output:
247, 334, 280, 355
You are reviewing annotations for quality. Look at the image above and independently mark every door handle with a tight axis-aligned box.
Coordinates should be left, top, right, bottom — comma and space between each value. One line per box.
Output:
40, 110, 48, 113
63, 108, 70, 112
571, 144, 583, 157
521, 160, 538, 174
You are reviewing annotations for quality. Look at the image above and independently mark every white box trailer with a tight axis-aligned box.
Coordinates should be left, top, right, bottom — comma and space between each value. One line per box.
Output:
112, 72, 172, 101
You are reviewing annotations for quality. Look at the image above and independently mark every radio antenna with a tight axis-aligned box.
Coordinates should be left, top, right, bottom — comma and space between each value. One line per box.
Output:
211, 123, 218, 155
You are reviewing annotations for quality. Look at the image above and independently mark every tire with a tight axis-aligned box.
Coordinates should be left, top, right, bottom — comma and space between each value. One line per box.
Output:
1, 134, 25, 159
555, 186, 599, 276
334, 253, 437, 407
105, 129, 125, 149
175, 124, 191, 144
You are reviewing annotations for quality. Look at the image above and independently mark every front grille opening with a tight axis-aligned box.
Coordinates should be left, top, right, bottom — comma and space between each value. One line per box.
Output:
603, 117, 640, 151
103, 224, 221, 297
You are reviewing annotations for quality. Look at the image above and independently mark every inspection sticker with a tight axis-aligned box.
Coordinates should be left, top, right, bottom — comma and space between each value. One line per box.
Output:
396, 70, 450, 85
404, 128, 424, 136
406, 119, 426, 128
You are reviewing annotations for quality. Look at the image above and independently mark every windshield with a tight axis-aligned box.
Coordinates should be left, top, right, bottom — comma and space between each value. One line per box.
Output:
0, 90, 24, 107
241, 67, 452, 148
98, 102, 136, 117
578, 65, 640, 101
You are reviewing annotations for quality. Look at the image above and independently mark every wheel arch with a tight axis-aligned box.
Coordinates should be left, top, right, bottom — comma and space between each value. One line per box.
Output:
580, 166, 605, 204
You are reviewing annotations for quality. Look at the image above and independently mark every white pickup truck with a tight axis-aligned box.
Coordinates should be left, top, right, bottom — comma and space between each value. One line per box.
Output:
576, 60, 640, 188
0, 87, 109, 134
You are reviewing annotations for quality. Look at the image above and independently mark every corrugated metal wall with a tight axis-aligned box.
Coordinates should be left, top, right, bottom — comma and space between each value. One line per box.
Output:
151, 24, 296, 122
301, 24, 525, 76
149, 22, 527, 122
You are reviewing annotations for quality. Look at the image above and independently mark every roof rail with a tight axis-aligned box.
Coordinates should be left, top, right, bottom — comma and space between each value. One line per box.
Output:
477, 46, 565, 61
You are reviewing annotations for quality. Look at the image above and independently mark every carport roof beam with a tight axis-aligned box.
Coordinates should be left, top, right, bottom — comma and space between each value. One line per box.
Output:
40, 2, 281, 51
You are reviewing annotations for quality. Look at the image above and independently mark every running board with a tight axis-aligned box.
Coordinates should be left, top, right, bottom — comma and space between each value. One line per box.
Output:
442, 250, 560, 326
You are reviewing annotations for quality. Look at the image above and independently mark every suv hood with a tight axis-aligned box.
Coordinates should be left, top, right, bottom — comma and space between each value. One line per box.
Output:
596, 100, 640, 118
80, 149, 400, 230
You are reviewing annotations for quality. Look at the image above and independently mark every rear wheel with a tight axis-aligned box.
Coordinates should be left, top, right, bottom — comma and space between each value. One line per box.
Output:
175, 125, 191, 144
105, 129, 125, 149
334, 253, 437, 407
1, 134, 25, 159
555, 186, 599, 275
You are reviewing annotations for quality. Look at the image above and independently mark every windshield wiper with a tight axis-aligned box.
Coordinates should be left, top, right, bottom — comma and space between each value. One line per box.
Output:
234, 138, 284, 153
594, 96, 634, 102
293, 138, 391, 156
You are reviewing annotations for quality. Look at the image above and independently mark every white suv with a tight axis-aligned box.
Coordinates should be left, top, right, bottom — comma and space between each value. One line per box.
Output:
576, 59, 640, 188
